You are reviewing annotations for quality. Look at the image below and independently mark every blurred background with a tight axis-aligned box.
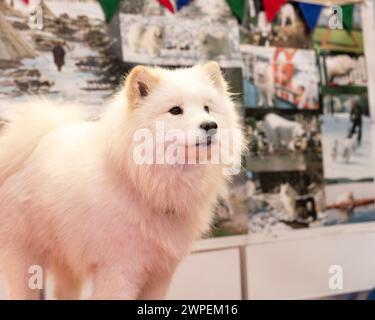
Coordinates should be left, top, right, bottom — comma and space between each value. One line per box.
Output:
1, 0, 375, 300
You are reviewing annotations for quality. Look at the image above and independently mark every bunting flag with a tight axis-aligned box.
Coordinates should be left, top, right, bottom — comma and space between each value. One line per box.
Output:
22, 0, 29, 4
225, 0, 246, 22
297, 2, 323, 31
176, 0, 190, 11
99, 0, 121, 22
262, 0, 286, 22
342, 4, 354, 30
158, 0, 175, 13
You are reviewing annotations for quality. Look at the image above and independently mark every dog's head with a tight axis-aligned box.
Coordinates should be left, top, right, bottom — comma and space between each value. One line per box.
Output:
123, 62, 242, 172
254, 62, 270, 83
149, 25, 163, 39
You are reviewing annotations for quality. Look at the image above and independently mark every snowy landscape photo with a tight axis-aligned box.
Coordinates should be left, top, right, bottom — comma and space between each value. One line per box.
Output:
321, 95, 373, 183
121, 0, 234, 21
241, 109, 327, 234
244, 170, 325, 233
120, 13, 243, 68
244, 110, 322, 173
243, 171, 375, 236
0, 0, 114, 118
211, 176, 249, 238
320, 94, 375, 226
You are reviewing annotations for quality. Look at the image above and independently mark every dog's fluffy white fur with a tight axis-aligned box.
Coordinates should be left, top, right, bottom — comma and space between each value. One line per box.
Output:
0, 62, 243, 299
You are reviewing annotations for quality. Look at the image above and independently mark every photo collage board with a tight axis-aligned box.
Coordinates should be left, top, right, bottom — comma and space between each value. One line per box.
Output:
1, 0, 370, 238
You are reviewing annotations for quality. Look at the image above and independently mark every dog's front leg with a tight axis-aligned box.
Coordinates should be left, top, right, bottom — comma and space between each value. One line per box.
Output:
138, 270, 175, 300
90, 263, 147, 300
267, 93, 274, 107
258, 93, 264, 107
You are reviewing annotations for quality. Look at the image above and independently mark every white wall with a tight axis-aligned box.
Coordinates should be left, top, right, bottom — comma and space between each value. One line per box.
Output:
167, 248, 243, 300
246, 226, 375, 299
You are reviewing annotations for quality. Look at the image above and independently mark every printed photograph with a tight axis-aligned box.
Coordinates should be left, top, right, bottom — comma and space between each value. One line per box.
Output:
313, 4, 363, 53
242, 45, 320, 110
120, 13, 243, 67
210, 179, 249, 238
242, 1, 310, 49
246, 170, 325, 232
0, 0, 118, 115
228, 164, 374, 234
321, 94, 371, 183
220, 166, 326, 233
121, 0, 234, 22
320, 94, 375, 225
319, 53, 367, 87
244, 110, 322, 173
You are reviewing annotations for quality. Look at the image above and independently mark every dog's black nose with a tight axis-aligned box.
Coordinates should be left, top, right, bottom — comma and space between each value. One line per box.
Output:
200, 121, 218, 135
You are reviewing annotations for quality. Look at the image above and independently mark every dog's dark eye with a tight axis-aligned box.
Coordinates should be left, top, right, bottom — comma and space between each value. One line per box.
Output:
204, 106, 210, 113
169, 106, 183, 115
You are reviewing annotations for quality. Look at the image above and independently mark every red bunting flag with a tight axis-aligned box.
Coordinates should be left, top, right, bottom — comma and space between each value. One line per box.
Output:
158, 0, 175, 13
22, 0, 30, 4
262, 0, 286, 22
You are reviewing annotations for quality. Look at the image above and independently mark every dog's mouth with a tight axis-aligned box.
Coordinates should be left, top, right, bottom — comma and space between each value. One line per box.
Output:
195, 136, 216, 148
195, 136, 213, 147
182, 136, 216, 149
182, 136, 216, 162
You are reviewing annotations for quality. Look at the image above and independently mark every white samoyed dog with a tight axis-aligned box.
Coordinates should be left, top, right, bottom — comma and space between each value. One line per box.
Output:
0, 62, 243, 299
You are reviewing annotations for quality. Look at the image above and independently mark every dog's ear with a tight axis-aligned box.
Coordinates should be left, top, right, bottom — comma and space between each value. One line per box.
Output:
202, 61, 227, 93
125, 65, 159, 105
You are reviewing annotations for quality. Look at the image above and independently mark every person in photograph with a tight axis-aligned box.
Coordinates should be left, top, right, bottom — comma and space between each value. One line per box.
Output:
348, 98, 362, 145
52, 44, 66, 72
